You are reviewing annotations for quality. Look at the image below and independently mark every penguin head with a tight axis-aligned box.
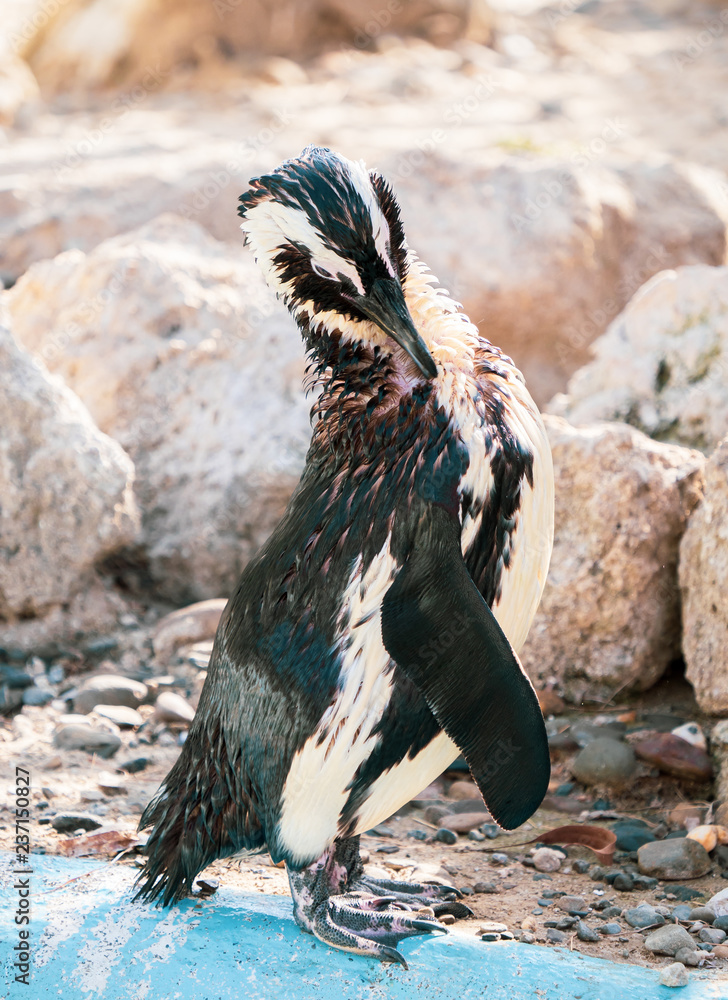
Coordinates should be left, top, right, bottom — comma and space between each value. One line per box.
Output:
238, 146, 436, 379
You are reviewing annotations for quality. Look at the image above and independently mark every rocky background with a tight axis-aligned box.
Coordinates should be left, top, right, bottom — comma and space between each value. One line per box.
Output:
2, 0, 728, 981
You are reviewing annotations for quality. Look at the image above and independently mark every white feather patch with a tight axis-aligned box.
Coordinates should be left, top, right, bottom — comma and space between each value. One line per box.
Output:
276, 536, 398, 865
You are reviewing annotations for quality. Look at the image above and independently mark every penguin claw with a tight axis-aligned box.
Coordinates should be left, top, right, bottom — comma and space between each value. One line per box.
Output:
310, 893, 448, 967
351, 875, 463, 904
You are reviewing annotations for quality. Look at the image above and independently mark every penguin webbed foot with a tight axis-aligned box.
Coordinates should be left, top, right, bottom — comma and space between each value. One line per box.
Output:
350, 875, 473, 919
314, 892, 446, 968
286, 838, 453, 968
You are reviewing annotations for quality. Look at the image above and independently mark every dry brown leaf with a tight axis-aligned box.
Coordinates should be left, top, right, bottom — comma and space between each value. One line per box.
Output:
57, 829, 142, 858
534, 824, 617, 864
479, 823, 616, 863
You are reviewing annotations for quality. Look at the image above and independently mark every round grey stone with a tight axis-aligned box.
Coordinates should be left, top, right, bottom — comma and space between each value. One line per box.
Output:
93, 704, 144, 727
699, 927, 726, 945
625, 903, 665, 929
53, 724, 121, 759
74, 674, 148, 714
51, 813, 103, 833
645, 924, 695, 956
674, 947, 701, 967
638, 838, 711, 880
571, 738, 636, 787
689, 907, 715, 924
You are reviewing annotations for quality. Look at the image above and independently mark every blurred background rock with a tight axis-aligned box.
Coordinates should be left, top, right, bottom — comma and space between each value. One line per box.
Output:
1, 0, 728, 715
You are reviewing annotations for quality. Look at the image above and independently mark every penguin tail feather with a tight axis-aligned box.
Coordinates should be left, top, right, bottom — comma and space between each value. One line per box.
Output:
133, 723, 265, 907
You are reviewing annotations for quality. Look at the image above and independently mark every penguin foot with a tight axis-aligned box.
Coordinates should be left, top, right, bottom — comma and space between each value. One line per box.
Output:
349, 875, 473, 919
294, 889, 447, 968
286, 837, 452, 967
316, 892, 447, 968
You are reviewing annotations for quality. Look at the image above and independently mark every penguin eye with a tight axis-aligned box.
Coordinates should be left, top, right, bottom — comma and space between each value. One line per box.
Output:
312, 262, 336, 280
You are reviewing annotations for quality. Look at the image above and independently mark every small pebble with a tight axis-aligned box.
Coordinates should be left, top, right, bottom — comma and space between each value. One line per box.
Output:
599, 923, 622, 935
479, 921, 508, 934
424, 805, 449, 825
713, 944, 728, 958
612, 821, 656, 853
407, 829, 428, 841
490, 853, 510, 866
473, 882, 498, 894
699, 927, 726, 945
625, 903, 665, 929
714, 915, 728, 932
438, 811, 491, 833
468, 829, 486, 842
50, 813, 103, 833
594, 898, 615, 912
532, 873, 553, 881
73, 674, 147, 714
537, 899, 554, 907
481, 824, 500, 839
368, 824, 395, 837
613, 873, 634, 892
93, 704, 144, 728
531, 908, 543, 916
689, 907, 715, 924
154, 691, 195, 724
546, 928, 566, 943
633, 732, 712, 782
440, 914, 456, 925
571, 738, 636, 787
576, 921, 600, 942
194, 877, 219, 896
645, 925, 695, 956
658, 963, 689, 988
376, 844, 400, 854
674, 947, 701, 967
638, 839, 711, 880
672, 904, 693, 921
632, 875, 658, 890
53, 725, 121, 759
518, 931, 535, 944
435, 828, 458, 845
532, 847, 563, 873
573, 860, 591, 874
120, 757, 150, 773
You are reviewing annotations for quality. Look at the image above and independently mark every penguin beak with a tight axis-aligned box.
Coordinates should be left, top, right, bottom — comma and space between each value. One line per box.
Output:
357, 278, 438, 380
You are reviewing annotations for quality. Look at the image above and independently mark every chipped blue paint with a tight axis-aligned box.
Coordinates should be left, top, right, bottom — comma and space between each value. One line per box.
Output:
2, 854, 725, 999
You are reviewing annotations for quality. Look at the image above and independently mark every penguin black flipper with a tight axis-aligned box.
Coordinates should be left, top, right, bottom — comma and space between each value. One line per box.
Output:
381, 501, 550, 830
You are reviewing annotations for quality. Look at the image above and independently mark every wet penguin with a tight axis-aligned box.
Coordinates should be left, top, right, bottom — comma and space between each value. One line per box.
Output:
136, 145, 554, 967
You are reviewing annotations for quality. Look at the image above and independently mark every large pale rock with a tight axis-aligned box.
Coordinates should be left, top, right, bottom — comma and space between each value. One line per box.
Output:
5, 215, 311, 601
21, 0, 477, 91
0, 49, 39, 125
550, 266, 728, 453
519, 416, 705, 701
0, 314, 139, 620
2, 144, 725, 405
680, 437, 728, 714
394, 159, 728, 404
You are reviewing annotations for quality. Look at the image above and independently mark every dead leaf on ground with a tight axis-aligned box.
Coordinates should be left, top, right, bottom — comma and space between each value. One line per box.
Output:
57, 829, 143, 858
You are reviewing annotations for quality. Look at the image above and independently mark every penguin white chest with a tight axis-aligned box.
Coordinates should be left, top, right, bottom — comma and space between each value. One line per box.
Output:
275, 538, 399, 866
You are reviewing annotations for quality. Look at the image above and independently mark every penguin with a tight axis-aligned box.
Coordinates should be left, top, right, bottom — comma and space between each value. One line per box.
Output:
136, 145, 554, 968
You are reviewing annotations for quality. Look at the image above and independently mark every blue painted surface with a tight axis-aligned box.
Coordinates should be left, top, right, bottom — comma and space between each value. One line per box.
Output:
2, 853, 726, 999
